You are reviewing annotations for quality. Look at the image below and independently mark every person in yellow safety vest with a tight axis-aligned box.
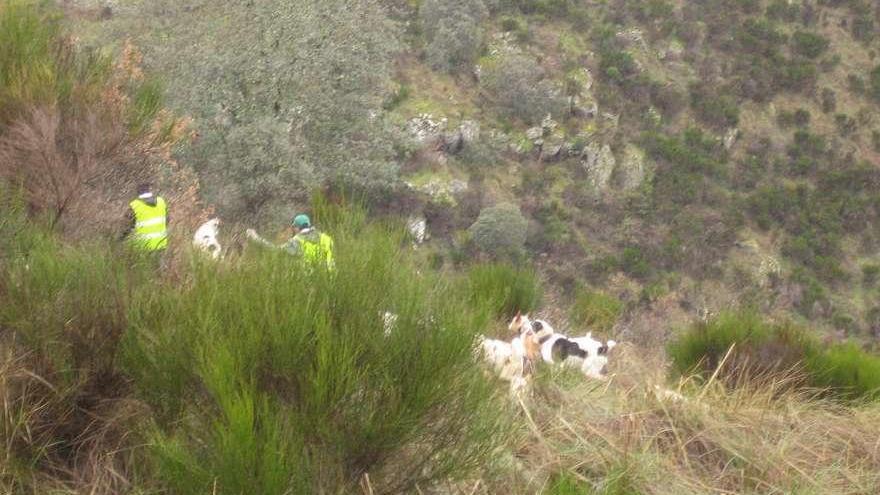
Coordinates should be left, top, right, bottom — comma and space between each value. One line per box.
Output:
246, 213, 335, 270
124, 183, 168, 251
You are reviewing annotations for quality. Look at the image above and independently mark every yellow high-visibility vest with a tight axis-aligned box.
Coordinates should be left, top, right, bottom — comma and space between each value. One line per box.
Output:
294, 231, 335, 270
129, 197, 168, 251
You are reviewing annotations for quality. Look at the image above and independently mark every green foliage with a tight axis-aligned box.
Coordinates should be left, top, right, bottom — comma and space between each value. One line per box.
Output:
766, 0, 800, 22
863, 263, 880, 287
669, 311, 880, 401
599, 49, 638, 85
690, 83, 739, 129
421, 0, 488, 73
468, 202, 529, 257
821, 87, 837, 113
546, 472, 590, 494
777, 108, 811, 129
480, 51, 568, 124
643, 128, 725, 176
2, 200, 510, 493
0, 0, 63, 114
806, 344, 880, 401
791, 31, 830, 59
465, 262, 542, 319
95, 0, 402, 221
787, 130, 827, 174
570, 288, 622, 333
619, 246, 651, 279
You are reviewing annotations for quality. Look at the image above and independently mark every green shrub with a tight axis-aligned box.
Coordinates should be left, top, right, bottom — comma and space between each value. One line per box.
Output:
599, 49, 638, 85
821, 87, 837, 112
481, 51, 568, 125
766, 0, 800, 22
619, 246, 651, 279
124, 217, 509, 493
862, 263, 880, 287
570, 288, 623, 333
465, 262, 542, 319
421, 0, 488, 73
2, 194, 511, 492
791, 31, 829, 59
806, 344, 880, 401
690, 83, 740, 129
546, 472, 590, 494
777, 108, 811, 128
468, 203, 529, 257
94, 0, 402, 220
669, 311, 880, 401
851, 13, 875, 42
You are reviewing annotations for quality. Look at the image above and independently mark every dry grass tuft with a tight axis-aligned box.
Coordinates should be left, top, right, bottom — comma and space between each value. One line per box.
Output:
486, 344, 880, 494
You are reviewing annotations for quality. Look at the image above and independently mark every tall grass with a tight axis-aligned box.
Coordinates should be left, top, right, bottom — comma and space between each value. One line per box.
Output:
570, 287, 623, 334
1, 192, 511, 493
124, 214, 509, 493
668, 311, 880, 401
464, 262, 542, 321
493, 345, 880, 494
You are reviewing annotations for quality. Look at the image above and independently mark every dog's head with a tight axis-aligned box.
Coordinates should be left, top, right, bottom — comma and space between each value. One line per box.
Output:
508, 312, 532, 335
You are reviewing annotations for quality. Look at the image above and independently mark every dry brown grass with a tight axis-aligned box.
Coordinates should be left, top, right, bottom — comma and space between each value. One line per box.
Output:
0, 336, 151, 495
478, 344, 880, 494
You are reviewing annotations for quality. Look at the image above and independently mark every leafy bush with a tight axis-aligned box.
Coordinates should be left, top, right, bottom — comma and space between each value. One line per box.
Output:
480, 51, 568, 124
0, 2, 192, 232
791, 31, 829, 59
863, 263, 880, 287
468, 202, 529, 257
669, 311, 880, 401
94, 0, 402, 221
786, 130, 827, 174
421, 0, 488, 73
465, 262, 542, 319
570, 288, 623, 333
766, 0, 800, 22
690, 83, 740, 129
599, 49, 639, 85
776, 108, 811, 128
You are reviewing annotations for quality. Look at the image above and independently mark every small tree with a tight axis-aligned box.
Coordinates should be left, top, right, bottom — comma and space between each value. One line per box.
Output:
421, 0, 488, 73
480, 51, 567, 124
468, 203, 528, 258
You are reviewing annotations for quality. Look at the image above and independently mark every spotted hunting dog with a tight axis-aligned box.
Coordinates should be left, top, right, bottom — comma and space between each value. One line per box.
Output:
509, 313, 617, 380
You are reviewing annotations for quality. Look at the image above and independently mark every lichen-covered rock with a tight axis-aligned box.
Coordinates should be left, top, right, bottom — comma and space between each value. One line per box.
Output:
407, 214, 428, 244
619, 144, 652, 191
541, 114, 558, 133
459, 120, 480, 143
526, 126, 544, 140
571, 96, 598, 119
582, 143, 616, 191
404, 178, 469, 206
406, 114, 447, 144
723, 127, 739, 150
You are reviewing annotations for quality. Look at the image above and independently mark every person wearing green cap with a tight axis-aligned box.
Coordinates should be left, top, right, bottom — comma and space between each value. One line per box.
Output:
246, 213, 335, 270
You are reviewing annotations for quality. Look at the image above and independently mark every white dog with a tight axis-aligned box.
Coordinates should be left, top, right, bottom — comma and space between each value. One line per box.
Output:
193, 218, 222, 259
510, 313, 617, 380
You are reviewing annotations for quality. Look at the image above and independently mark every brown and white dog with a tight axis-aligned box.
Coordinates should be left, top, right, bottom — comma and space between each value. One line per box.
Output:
509, 313, 616, 379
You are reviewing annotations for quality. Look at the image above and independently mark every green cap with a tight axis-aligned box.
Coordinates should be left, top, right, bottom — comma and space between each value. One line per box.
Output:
292, 214, 311, 229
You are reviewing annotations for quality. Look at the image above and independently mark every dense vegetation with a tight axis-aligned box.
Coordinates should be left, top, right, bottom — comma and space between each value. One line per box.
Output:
3, 0, 880, 493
